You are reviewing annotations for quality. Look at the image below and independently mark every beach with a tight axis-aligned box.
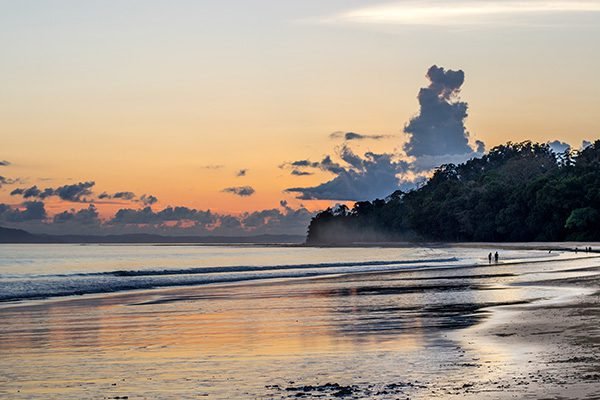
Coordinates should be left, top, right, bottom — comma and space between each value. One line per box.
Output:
0, 244, 599, 399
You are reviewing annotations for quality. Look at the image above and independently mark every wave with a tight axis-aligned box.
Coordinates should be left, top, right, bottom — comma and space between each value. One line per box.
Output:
0, 257, 461, 303
104, 257, 459, 277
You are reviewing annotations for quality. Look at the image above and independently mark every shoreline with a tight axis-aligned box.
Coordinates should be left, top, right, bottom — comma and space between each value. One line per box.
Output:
2, 249, 597, 308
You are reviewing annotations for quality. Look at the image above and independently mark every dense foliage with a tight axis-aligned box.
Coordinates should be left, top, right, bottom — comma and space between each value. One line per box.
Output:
307, 141, 600, 243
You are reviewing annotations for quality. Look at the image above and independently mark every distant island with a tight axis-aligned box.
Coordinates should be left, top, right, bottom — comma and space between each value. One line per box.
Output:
0, 226, 304, 244
307, 141, 600, 244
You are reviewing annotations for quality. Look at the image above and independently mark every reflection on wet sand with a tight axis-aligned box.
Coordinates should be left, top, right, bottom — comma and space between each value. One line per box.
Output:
0, 255, 599, 399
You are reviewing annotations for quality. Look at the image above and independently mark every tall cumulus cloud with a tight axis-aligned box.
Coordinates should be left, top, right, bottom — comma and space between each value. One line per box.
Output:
285, 65, 486, 201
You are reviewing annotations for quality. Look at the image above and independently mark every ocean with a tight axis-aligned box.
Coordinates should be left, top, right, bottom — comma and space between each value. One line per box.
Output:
0, 243, 569, 303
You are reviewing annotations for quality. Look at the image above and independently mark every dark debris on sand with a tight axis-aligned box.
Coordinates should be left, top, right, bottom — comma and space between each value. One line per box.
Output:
266, 380, 430, 398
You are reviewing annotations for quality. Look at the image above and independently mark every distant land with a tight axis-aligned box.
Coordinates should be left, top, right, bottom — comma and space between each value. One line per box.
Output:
0, 226, 304, 244
307, 141, 600, 244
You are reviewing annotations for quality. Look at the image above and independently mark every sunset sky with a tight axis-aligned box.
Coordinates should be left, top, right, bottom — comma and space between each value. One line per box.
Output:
1, 1, 599, 235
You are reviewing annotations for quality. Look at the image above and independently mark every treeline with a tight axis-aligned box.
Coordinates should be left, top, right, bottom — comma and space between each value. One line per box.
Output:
307, 141, 600, 243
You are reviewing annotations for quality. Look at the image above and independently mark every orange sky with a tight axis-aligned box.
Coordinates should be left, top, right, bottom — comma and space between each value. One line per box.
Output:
1, 1, 599, 220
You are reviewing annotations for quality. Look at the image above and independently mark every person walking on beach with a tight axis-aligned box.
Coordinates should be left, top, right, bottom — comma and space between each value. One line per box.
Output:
494, 251, 499, 263
488, 252, 492, 263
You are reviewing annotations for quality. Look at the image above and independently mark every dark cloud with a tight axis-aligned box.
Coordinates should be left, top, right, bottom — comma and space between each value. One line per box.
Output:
330, 131, 390, 141
55, 181, 95, 202
475, 140, 485, 153
281, 155, 345, 175
238, 204, 313, 234
236, 169, 248, 177
282, 65, 489, 200
0, 201, 47, 222
111, 206, 215, 226
548, 140, 571, 154
53, 205, 100, 225
291, 169, 313, 176
286, 146, 410, 201
112, 191, 136, 200
222, 186, 255, 197
0, 176, 21, 188
1, 199, 313, 236
0, 160, 10, 166
97, 191, 157, 205
140, 194, 158, 206
11, 181, 95, 202
10, 186, 53, 199
107, 202, 311, 235
403, 65, 483, 162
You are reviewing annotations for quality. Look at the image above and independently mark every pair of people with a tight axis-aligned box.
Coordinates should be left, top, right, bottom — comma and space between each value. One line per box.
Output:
575, 247, 593, 253
488, 251, 499, 263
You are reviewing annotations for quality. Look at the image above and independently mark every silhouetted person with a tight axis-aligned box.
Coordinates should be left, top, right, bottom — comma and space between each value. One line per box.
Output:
488, 252, 492, 263
575, 247, 578, 254
494, 251, 499, 263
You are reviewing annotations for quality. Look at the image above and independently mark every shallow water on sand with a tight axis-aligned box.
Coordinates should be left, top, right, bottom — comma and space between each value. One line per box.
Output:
0, 245, 598, 399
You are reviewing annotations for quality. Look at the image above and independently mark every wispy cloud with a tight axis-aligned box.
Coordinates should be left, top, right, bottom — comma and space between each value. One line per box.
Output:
327, 1, 600, 26
200, 164, 224, 170
329, 131, 392, 141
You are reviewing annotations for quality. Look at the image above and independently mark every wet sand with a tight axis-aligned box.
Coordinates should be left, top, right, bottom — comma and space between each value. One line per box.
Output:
0, 252, 599, 399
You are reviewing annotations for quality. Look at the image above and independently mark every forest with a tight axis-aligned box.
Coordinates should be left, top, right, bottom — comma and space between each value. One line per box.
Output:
306, 140, 600, 243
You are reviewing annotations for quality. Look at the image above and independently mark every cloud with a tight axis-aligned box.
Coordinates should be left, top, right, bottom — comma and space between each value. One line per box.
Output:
328, 1, 600, 26
112, 191, 136, 200
236, 169, 248, 177
0, 198, 314, 236
53, 205, 101, 225
222, 186, 255, 197
548, 140, 571, 153
111, 206, 215, 226
108, 202, 311, 235
330, 131, 391, 141
286, 146, 410, 201
200, 164, 224, 170
0, 201, 47, 222
140, 194, 158, 206
98, 191, 158, 205
280, 156, 345, 175
0, 176, 21, 188
11, 181, 95, 202
284, 65, 487, 200
0, 160, 10, 166
291, 169, 313, 176
54, 181, 95, 202
403, 65, 484, 170
237, 204, 313, 234
11, 186, 53, 199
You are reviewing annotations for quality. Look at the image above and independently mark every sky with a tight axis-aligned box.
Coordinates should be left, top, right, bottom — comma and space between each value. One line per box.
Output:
1, 0, 599, 235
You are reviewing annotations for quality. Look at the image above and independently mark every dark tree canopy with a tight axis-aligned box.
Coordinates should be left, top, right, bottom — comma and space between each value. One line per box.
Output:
306, 141, 600, 244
